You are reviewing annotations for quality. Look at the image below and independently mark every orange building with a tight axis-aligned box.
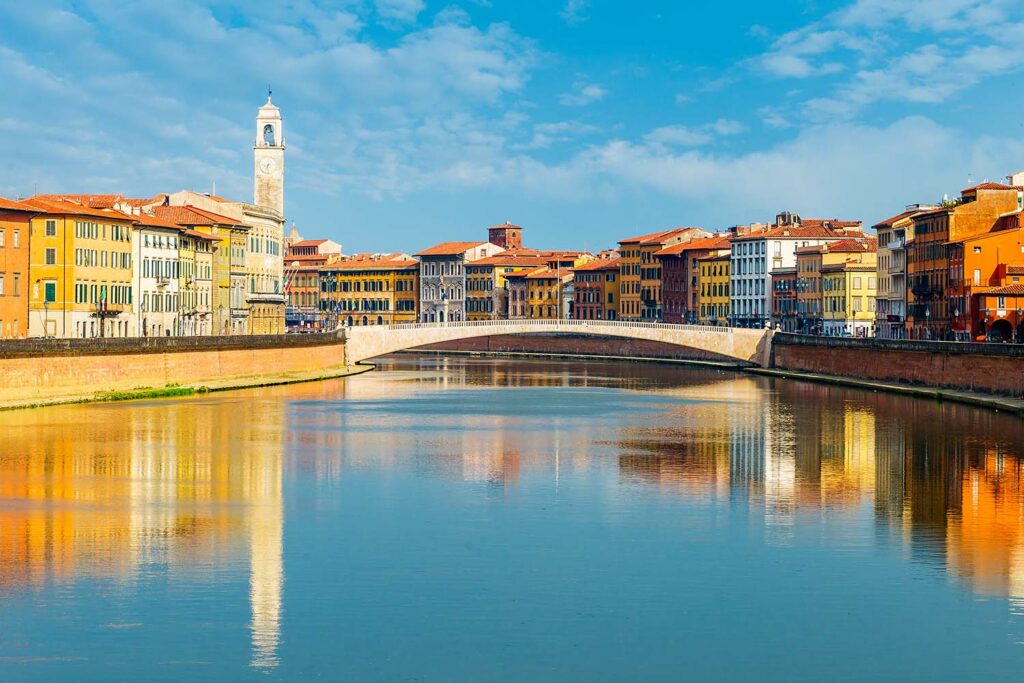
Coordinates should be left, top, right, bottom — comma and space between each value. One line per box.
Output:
656, 236, 731, 324
525, 267, 573, 319
907, 183, 1020, 339
948, 222, 1024, 340
573, 257, 620, 321
0, 198, 34, 338
618, 227, 709, 321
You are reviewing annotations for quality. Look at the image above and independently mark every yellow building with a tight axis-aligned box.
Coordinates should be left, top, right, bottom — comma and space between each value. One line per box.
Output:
697, 253, 730, 325
796, 238, 877, 335
466, 253, 550, 320
23, 197, 136, 338
525, 267, 573, 319
320, 253, 419, 326
822, 262, 877, 337
618, 227, 708, 321
155, 205, 249, 335
176, 227, 216, 336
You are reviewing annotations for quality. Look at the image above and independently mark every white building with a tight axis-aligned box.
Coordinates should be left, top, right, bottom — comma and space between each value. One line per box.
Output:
730, 213, 863, 328
416, 241, 504, 322
874, 205, 935, 339
133, 214, 183, 337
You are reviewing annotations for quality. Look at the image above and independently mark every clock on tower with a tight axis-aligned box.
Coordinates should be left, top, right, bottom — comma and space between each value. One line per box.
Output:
254, 93, 285, 216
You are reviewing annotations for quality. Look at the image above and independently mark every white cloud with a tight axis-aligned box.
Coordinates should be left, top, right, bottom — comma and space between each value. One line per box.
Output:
643, 120, 745, 148
375, 0, 425, 23
559, 81, 607, 106
560, 0, 590, 25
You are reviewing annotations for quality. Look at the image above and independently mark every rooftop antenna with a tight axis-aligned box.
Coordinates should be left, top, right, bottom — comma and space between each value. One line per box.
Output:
268, 84, 272, 101
212, 179, 216, 197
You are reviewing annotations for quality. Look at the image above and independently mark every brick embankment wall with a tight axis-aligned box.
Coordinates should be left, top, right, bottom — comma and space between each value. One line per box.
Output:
771, 333, 1024, 397
0, 332, 347, 403
411, 333, 736, 363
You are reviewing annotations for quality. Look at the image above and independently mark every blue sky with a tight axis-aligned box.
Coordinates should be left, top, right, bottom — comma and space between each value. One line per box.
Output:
2, 0, 1024, 252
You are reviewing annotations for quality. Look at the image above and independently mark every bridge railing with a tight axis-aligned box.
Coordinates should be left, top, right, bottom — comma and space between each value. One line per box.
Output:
375, 319, 735, 334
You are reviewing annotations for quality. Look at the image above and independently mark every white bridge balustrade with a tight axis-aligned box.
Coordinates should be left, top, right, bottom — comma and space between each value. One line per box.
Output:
342, 319, 774, 367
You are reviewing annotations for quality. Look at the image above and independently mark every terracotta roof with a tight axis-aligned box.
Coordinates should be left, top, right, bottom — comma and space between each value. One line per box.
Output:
153, 205, 243, 227
872, 209, 934, 229
573, 257, 621, 272
826, 237, 877, 252
32, 193, 124, 208
732, 223, 858, 241
469, 253, 550, 267
655, 236, 732, 257
1005, 265, 1024, 275
321, 253, 418, 270
821, 260, 875, 273
133, 213, 185, 230
963, 182, 1017, 193
980, 284, 1024, 296
0, 197, 37, 212
699, 253, 731, 262
291, 239, 328, 247
20, 197, 133, 220
415, 241, 487, 257
525, 266, 572, 280
122, 195, 169, 208
180, 229, 216, 241
488, 222, 524, 231
619, 227, 705, 245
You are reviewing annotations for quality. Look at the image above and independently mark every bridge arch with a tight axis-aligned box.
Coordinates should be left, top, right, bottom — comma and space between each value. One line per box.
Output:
343, 320, 773, 367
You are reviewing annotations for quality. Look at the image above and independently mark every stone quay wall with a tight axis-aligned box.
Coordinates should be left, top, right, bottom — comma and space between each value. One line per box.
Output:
0, 332, 347, 404
771, 333, 1024, 397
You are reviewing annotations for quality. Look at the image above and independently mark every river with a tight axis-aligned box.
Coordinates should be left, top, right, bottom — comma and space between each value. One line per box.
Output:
2, 355, 1024, 681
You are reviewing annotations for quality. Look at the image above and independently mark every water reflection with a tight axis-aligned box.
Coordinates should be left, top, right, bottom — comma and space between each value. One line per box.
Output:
0, 399, 285, 670
3, 356, 1024, 677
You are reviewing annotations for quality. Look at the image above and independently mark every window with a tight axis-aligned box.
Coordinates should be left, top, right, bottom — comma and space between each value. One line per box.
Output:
998, 296, 1006, 309
45, 248, 56, 265
45, 220, 56, 236
44, 282, 56, 302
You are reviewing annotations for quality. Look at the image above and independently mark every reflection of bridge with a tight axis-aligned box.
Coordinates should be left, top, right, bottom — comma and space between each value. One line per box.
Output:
344, 320, 774, 366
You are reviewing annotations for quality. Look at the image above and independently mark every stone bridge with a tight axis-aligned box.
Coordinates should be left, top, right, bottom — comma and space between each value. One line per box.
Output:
343, 320, 774, 367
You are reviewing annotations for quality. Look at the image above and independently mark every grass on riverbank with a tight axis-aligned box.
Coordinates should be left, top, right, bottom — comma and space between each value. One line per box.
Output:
95, 383, 206, 403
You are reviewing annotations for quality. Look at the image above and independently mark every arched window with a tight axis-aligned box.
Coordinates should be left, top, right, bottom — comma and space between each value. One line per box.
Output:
263, 124, 275, 146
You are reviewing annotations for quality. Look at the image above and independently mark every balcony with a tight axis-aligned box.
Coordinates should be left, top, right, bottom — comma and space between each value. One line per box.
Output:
156, 276, 170, 288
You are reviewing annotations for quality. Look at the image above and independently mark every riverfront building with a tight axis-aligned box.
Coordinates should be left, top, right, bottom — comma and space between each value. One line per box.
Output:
821, 260, 878, 337
730, 213, 863, 328
133, 212, 186, 337
657, 236, 732, 324
618, 227, 709, 322
22, 197, 136, 339
906, 183, 1019, 339
526, 267, 574, 319
177, 227, 216, 336
573, 257, 620, 321
794, 238, 877, 335
697, 253, 731, 325
154, 205, 250, 335
873, 206, 935, 339
416, 241, 503, 323
771, 268, 797, 332
0, 198, 32, 338
320, 253, 419, 327
465, 252, 550, 321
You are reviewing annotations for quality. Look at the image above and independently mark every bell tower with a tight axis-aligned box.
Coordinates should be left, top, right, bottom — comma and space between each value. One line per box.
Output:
254, 91, 285, 216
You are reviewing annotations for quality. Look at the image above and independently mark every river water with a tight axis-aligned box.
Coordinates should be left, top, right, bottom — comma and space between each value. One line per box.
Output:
2, 355, 1024, 681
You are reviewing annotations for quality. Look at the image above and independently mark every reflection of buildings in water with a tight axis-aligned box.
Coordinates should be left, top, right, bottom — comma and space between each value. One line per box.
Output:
947, 447, 1024, 604
0, 400, 286, 670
